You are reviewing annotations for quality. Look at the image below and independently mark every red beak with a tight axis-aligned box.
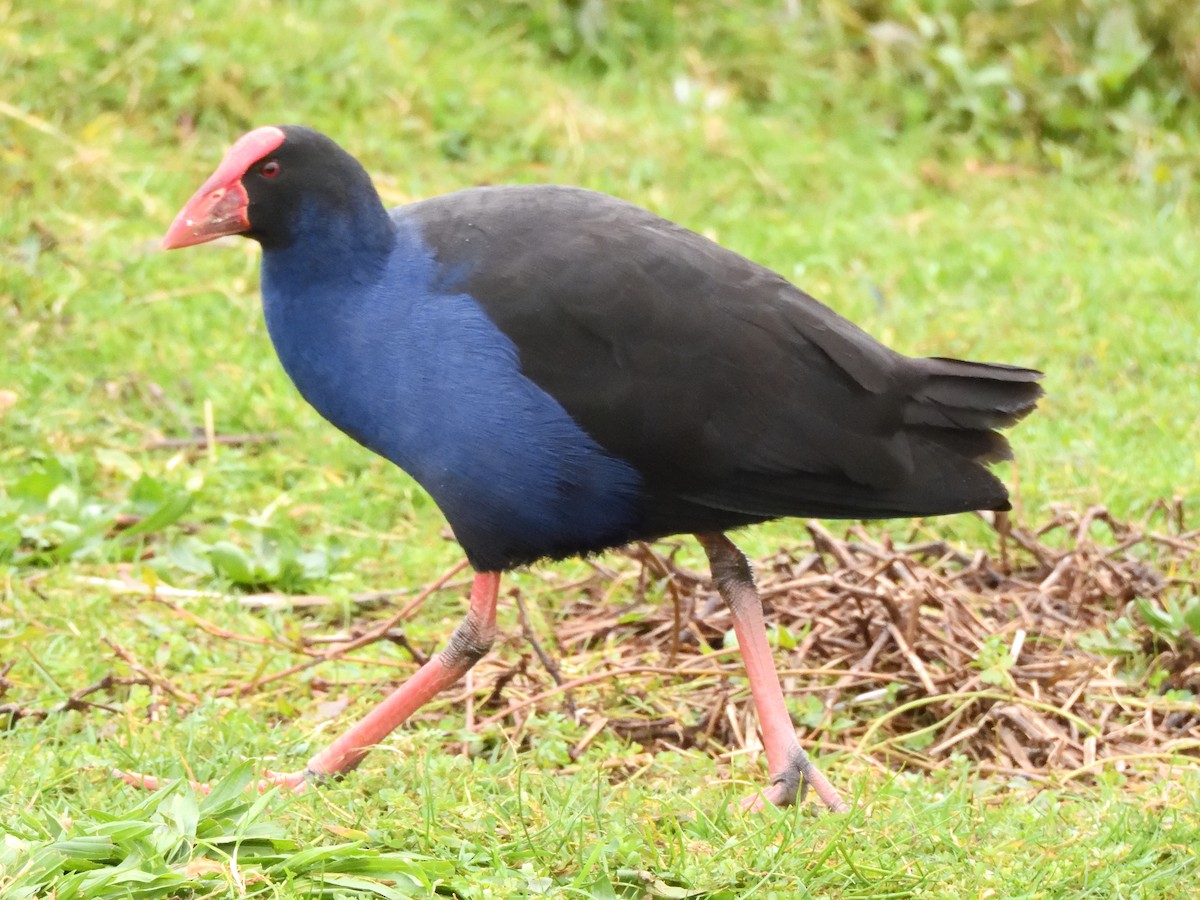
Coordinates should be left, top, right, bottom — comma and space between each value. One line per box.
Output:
162, 126, 287, 250
162, 179, 251, 249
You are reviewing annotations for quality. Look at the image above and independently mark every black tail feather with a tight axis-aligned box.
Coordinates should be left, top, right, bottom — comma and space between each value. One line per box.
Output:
641, 355, 1043, 533
906, 357, 1043, 435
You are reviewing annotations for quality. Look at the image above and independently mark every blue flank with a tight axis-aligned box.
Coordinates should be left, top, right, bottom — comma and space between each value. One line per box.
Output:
259, 203, 644, 572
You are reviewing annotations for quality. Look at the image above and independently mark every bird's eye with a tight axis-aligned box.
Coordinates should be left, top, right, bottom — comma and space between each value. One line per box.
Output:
260, 160, 281, 178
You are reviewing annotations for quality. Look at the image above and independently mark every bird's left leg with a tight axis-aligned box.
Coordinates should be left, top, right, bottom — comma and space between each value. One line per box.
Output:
118, 570, 501, 794
696, 533, 849, 813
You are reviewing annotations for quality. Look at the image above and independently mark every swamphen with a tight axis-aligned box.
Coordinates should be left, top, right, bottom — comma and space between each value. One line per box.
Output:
138, 126, 1042, 812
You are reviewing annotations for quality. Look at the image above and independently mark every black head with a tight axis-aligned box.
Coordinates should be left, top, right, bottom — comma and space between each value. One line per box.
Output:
163, 125, 382, 251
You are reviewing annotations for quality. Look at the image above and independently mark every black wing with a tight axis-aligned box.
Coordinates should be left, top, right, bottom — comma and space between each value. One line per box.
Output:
404, 185, 1041, 531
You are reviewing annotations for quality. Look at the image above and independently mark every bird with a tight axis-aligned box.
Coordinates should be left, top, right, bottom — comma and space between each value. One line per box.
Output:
129, 125, 1042, 812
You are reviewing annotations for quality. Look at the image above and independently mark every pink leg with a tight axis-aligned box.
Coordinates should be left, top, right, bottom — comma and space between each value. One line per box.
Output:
697, 533, 849, 813
119, 571, 501, 793
305, 570, 500, 778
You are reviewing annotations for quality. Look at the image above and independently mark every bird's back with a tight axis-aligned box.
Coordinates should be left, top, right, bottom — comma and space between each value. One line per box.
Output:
397, 185, 1041, 544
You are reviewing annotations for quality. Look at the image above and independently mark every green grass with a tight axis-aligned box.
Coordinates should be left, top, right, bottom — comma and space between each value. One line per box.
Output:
3, 1, 1200, 896
2, 756, 1198, 898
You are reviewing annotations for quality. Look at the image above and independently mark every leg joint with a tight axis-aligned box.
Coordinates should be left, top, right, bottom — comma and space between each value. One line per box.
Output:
441, 610, 496, 667
696, 533, 757, 609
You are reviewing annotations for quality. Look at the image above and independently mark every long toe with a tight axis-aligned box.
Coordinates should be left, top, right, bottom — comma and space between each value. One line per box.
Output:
114, 768, 211, 794
114, 767, 311, 796
737, 782, 792, 812
256, 769, 311, 793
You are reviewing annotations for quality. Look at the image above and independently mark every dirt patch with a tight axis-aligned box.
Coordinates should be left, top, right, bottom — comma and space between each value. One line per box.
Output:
474, 501, 1200, 784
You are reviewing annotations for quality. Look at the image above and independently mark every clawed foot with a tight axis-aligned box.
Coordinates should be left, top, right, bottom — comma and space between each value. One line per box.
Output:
737, 746, 851, 813
738, 781, 793, 812
114, 767, 314, 795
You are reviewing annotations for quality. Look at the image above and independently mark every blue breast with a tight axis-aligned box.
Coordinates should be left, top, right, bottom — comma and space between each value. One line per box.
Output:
259, 210, 643, 571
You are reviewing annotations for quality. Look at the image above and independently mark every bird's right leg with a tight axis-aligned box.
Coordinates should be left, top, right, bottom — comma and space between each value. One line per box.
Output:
118, 570, 501, 794
696, 533, 849, 813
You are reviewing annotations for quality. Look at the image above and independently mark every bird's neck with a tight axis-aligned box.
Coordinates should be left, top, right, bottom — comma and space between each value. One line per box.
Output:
261, 196, 395, 294
257, 206, 429, 468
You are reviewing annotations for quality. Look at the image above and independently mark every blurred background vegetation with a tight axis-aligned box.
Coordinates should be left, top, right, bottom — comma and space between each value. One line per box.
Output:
8, 1, 1200, 176
503, 0, 1200, 168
